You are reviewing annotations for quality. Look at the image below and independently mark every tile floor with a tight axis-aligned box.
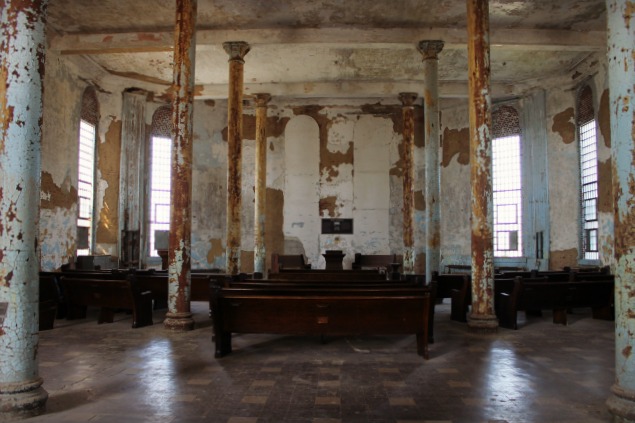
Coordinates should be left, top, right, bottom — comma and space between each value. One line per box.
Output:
23, 301, 614, 423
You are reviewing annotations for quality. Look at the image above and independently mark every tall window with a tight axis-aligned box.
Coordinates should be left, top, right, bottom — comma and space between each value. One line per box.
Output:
77, 88, 98, 256
148, 106, 173, 257
578, 85, 599, 261
492, 105, 522, 258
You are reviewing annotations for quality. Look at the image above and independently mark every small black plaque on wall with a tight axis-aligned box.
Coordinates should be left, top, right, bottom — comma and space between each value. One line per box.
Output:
322, 218, 353, 234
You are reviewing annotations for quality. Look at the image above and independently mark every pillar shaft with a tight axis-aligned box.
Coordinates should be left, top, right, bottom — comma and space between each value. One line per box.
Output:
224, 41, 250, 276
0, 0, 49, 419
164, 0, 197, 331
253, 94, 271, 278
605, 0, 635, 420
418, 40, 444, 283
466, 0, 497, 331
399, 93, 418, 274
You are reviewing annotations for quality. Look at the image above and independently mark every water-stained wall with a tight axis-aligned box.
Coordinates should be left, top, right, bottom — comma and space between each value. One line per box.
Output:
38, 49, 613, 274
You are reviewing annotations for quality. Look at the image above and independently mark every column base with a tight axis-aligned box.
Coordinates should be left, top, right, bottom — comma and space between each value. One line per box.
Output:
164, 312, 195, 331
467, 312, 498, 333
608, 384, 635, 422
0, 378, 48, 422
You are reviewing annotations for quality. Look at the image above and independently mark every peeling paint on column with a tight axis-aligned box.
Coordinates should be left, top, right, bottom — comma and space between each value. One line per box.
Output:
224, 41, 250, 275
253, 93, 270, 277
551, 107, 576, 144
164, 0, 197, 331
0, 0, 49, 417
606, 0, 635, 420
399, 92, 417, 274
418, 40, 444, 281
467, 0, 497, 331
598, 89, 612, 148
95, 118, 121, 245
265, 188, 285, 273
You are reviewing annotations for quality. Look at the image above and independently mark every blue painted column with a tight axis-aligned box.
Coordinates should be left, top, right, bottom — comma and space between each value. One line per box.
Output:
605, 0, 635, 420
418, 40, 444, 283
164, 0, 197, 331
0, 0, 49, 419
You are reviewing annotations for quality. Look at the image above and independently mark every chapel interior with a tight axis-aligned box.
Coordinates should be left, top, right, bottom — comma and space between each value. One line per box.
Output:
1, 0, 634, 422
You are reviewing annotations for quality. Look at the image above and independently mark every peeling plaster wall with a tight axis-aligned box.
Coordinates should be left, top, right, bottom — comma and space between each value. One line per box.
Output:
545, 53, 612, 269
439, 101, 471, 267
40, 51, 87, 270
187, 100, 412, 271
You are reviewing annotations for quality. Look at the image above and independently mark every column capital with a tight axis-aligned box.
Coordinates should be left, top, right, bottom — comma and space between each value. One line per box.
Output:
253, 93, 272, 107
223, 41, 250, 62
417, 40, 445, 60
399, 92, 418, 107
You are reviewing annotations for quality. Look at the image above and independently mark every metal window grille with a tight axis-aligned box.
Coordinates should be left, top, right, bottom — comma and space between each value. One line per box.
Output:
493, 135, 523, 257
149, 136, 171, 256
579, 119, 599, 260
77, 120, 95, 256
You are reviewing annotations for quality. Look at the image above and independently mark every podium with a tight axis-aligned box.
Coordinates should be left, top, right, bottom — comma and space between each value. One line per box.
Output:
322, 250, 345, 270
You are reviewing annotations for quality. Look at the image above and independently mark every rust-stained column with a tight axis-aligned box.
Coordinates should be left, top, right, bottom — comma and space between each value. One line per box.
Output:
418, 40, 444, 283
399, 93, 418, 274
0, 0, 49, 419
253, 93, 271, 279
466, 0, 497, 331
605, 0, 635, 420
224, 41, 250, 276
164, 0, 197, 331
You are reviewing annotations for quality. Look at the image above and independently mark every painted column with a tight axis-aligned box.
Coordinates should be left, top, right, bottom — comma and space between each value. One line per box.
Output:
0, 0, 49, 419
399, 93, 418, 274
223, 41, 250, 276
253, 93, 271, 279
466, 0, 497, 331
418, 40, 444, 283
118, 90, 147, 267
605, 0, 635, 420
164, 0, 197, 331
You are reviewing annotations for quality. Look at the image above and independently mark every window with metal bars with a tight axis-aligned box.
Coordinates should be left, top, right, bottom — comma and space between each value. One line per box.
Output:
493, 134, 523, 257
149, 136, 171, 257
579, 119, 599, 260
77, 120, 95, 256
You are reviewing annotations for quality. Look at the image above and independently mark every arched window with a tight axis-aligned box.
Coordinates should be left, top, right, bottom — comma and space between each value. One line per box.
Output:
77, 87, 99, 255
148, 106, 172, 256
577, 85, 599, 261
492, 105, 522, 258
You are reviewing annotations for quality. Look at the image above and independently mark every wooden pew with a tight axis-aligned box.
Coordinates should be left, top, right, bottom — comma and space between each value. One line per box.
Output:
268, 269, 387, 282
495, 275, 614, 329
431, 272, 471, 322
210, 282, 431, 359
270, 253, 311, 272
39, 274, 61, 331
59, 275, 153, 328
351, 253, 402, 270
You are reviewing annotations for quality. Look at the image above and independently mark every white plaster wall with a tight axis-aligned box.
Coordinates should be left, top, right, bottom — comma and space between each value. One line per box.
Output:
284, 115, 321, 266
353, 115, 392, 255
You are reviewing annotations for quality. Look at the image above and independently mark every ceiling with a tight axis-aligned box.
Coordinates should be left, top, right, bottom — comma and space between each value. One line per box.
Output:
46, 0, 607, 102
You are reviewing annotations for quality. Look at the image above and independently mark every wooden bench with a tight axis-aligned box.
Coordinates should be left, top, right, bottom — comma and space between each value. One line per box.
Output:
496, 275, 614, 329
210, 283, 432, 359
39, 274, 61, 331
59, 275, 154, 328
268, 269, 387, 282
351, 253, 402, 270
270, 253, 311, 273
431, 272, 471, 322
